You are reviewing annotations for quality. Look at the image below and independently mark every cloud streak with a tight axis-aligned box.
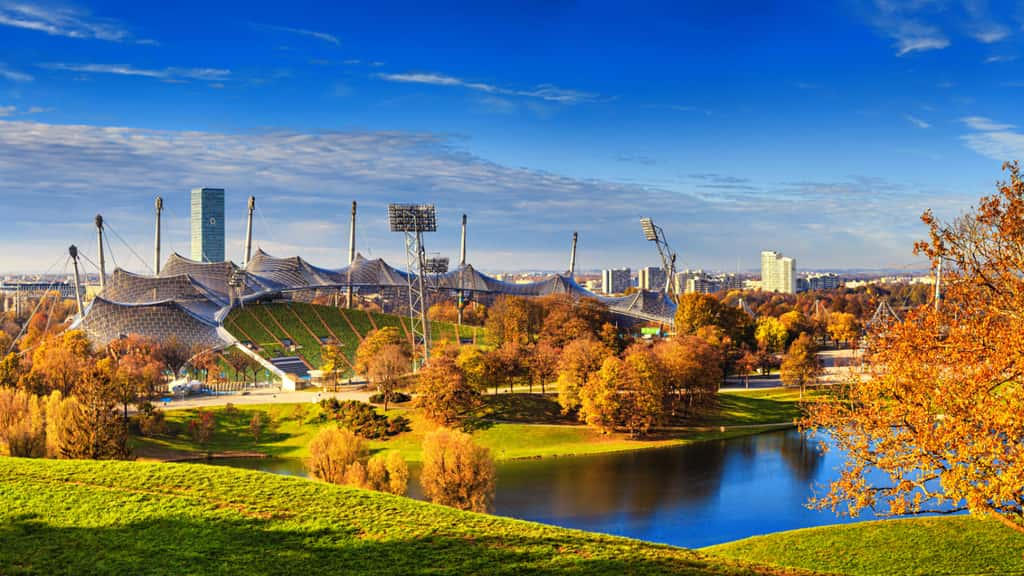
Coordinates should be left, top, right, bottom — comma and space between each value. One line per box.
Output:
377, 72, 600, 104
904, 114, 930, 128
0, 2, 151, 43
251, 23, 339, 45
43, 63, 230, 82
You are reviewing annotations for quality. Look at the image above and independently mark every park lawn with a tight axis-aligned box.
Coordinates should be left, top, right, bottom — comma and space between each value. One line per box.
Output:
131, 394, 790, 464
0, 457, 809, 576
705, 516, 1024, 576
688, 389, 806, 427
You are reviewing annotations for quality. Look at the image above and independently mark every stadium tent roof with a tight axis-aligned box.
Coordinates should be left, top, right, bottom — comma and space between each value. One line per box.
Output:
78, 249, 677, 349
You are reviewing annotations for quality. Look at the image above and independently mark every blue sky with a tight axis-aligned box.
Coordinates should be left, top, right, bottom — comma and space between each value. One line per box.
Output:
1, 0, 1023, 274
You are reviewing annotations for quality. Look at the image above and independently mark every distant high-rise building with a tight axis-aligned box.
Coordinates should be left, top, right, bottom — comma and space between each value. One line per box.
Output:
637, 266, 666, 291
191, 188, 225, 263
760, 250, 796, 294
601, 268, 631, 294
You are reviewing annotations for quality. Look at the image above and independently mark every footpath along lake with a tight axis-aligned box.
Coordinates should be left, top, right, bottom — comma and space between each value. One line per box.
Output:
212, 429, 875, 548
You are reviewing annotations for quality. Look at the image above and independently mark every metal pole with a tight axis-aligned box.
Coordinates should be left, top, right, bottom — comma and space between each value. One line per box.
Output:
154, 197, 163, 275
69, 245, 84, 316
569, 231, 578, 277
95, 215, 106, 289
347, 201, 356, 308
244, 196, 255, 267
460, 214, 467, 266
417, 233, 430, 363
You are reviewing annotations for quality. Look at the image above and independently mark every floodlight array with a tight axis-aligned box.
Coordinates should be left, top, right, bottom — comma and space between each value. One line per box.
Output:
388, 204, 437, 232
640, 217, 659, 242
424, 257, 449, 274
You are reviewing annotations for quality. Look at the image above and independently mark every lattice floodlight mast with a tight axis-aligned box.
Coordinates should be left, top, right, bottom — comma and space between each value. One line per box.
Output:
639, 217, 677, 295
388, 203, 436, 366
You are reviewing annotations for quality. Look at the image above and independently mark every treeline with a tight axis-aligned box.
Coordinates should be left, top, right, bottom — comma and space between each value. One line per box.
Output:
0, 330, 264, 459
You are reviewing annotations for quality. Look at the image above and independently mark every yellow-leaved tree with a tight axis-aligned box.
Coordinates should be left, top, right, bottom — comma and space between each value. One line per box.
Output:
806, 162, 1024, 533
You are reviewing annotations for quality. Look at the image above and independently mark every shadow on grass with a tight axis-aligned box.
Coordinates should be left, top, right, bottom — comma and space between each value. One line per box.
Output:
0, 514, 775, 576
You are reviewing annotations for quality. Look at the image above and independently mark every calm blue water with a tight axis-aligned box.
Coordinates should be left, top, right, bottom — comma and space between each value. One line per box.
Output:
212, 429, 874, 548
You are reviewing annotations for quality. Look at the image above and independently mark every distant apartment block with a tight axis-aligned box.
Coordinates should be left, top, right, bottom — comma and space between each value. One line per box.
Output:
806, 272, 841, 291
601, 268, 631, 294
191, 188, 226, 263
760, 250, 796, 294
637, 266, 667, 291
674, 269, 744, 294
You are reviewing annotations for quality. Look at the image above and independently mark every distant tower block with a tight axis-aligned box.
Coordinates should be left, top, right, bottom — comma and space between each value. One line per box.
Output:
190, 188, 225, 262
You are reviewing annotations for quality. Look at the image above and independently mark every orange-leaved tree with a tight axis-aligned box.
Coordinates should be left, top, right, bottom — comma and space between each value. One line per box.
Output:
806, 162, 1024, 533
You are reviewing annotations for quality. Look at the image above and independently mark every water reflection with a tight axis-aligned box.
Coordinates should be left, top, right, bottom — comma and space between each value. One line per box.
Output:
210, 429, 867, 548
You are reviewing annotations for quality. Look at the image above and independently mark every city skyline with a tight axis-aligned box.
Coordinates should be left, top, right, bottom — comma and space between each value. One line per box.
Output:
3, 1, 1024, 272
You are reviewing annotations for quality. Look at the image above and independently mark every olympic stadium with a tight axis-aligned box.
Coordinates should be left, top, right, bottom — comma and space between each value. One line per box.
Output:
72, 196, 678, 388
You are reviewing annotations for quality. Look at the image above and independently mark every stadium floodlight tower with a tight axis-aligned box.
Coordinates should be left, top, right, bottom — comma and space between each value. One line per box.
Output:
388, 203, 437, 366
640, 217, 677, 295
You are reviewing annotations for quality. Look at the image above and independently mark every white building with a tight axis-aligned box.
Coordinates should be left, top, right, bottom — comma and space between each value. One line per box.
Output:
760, 250, 796, 294
601, 268, 631, 294
638, 266, 667, 291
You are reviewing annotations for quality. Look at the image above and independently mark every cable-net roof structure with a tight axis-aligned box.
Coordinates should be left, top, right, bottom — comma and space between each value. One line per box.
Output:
78, 249, 677, 349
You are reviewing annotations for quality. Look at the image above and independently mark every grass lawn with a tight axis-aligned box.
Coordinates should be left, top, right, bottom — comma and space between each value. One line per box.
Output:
131, 391, 805, 463
0, 457, 807, 576
705, 516, 1024, 576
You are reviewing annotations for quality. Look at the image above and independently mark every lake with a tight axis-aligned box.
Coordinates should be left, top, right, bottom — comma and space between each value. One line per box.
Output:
211, 429, 871, 548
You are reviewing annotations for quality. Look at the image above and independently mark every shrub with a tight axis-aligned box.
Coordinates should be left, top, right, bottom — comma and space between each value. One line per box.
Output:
366, 451, 409, 495
224, 403, 238, 415
420, 428, 495, 513
189, 410, 216, 445
368, 391, 411, 405
319, 399, 406, 439
137, 403, 168, 437
249, 412, 264, 441
306, 427, 367, 484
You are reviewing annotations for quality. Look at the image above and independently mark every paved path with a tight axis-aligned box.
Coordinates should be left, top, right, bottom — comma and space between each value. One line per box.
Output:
156, 387, 375, 410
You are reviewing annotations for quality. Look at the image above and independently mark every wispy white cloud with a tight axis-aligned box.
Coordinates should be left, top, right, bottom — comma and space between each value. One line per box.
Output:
0, 120, 945, 271
0, 63, 32, 82
891, 21, 950, 55
983, 54, 1017, 63
963, 0, 1010, 43
377, 71, 600, 104
904, 114, 931, 128
251, 23, 339, 45
0, 105, 14, 117
43, 62, 230, 82
0, 2, 152, 43
960, 115, 1024, 160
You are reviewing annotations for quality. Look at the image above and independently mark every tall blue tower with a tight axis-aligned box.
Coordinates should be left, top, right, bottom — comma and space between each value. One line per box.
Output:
190, 188, 225, 263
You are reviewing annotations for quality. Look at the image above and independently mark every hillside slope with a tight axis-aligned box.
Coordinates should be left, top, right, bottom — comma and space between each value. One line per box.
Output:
0, 457, 815, 576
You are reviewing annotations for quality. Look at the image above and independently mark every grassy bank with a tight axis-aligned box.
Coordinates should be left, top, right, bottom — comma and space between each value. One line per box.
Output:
131, 390, 802, 463
0, 457, 807, 576
705, 516, 1024, 576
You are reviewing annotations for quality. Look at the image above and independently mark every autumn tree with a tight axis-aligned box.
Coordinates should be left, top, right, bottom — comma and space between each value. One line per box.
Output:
484, 296, 542, 347
366, 451, 409, 495
30, 330, 92, 395
806, 162, 1024, 533
307, 427, 368, 485
355, 327, 412, 410
107, 335, 165, 421
420, 428, 495, 513
528, 340, 560, 394
827, 312, 861, 347
578, 356, 624, 434
779, 333, 822, 400
0, 387, 46, 457
754, 316, 787, 355
536, 295, 609, 348
620, 345, 669, 437
555, 337, 612, 414
320, 342, 347, 390
456, 345, 488, 392
417, 344, 480, 426
654, 336, 723, 416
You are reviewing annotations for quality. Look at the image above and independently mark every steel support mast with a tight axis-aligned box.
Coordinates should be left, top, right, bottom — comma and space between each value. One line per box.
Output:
640, 217, 677, 295
388, 204, 436, 368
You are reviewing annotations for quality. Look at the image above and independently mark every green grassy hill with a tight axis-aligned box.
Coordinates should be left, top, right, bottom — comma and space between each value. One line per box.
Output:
705, 516, 1024, 576
0, 457, 809, 576
224, 302, 483, 377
